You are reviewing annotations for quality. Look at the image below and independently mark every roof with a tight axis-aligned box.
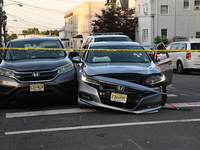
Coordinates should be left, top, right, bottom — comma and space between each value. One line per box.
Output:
93, 35, 130, 38
89, 41, 141, 47
59, 26, 65, 32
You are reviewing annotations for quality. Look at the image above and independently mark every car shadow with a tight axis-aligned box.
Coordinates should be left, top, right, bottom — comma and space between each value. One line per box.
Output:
9, 98, 78, 111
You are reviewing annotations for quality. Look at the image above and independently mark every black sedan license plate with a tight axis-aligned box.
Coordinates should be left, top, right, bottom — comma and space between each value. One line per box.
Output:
30, 83, 44, 92
110, 92, 127, 103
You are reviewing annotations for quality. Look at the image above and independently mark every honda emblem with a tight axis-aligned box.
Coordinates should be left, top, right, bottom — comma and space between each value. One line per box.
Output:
116, 85, 125, 92
32, 71, 40, 77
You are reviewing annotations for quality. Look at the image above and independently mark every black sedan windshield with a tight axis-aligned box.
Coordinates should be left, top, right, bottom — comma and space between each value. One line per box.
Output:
86, 46, 150, 63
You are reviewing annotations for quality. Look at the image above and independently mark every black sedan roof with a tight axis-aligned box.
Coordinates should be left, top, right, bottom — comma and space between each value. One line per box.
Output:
88, 41, 142, 47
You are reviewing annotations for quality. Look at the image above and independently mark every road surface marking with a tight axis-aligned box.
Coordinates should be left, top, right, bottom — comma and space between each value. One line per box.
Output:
6, 102, 200, 118
5, 118, 200, 135
164, 102, 200, 108
6, 108, 98, 118
168, 94, 177, 97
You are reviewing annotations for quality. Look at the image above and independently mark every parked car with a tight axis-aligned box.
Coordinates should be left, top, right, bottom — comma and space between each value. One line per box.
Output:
72, 42, 173, 114
143, 43, 168, 60
81, 35, 133, 49
143, 43, 166, 50
166, 40, 200, 73
0, 37, 78, 108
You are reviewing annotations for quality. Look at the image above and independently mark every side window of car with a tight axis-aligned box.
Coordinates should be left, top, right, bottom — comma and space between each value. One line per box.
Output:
171, 43, 180, 50
166, 44, 172, 50
179, 43, 187, 50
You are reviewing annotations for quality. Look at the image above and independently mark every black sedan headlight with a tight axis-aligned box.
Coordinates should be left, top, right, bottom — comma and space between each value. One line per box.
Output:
145, 74, 165, 85
0, 67, 15, 77
81, 73, 100, 86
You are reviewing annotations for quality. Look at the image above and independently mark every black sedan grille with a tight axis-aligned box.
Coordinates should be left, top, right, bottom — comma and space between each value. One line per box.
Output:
97, 74, 155, 109
14, 69, 58, 82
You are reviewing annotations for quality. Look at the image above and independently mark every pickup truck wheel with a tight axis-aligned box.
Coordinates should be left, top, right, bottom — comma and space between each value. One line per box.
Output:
177, 61, 185, 74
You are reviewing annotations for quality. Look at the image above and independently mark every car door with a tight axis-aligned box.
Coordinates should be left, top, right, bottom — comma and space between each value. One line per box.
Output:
154, 44, 173, 86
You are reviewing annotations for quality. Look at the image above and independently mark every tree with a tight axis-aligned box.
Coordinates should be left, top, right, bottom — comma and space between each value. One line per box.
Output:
92, 6, 138, 41
40, 30, 59, 36
153, 36, 170, 45
7, 33, 17, 41
22, 28, 40, 35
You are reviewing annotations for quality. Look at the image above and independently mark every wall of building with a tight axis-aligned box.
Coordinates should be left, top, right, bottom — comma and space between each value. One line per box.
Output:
135, 0, 200, 44
64, 1, 105, 48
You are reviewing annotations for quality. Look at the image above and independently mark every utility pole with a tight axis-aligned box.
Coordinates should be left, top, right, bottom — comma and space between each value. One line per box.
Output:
3, 10, 7, 46
0, 0, 3, 47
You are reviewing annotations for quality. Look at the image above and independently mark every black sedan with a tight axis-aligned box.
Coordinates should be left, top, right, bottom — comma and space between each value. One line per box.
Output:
0, 37, 78, 108
72, 42, 173, 114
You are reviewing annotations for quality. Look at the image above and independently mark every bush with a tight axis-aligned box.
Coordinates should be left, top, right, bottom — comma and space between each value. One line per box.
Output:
153, 36, 170, 44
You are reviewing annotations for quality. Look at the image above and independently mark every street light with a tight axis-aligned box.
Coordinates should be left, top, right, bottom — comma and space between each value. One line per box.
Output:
1, 2, 23, 46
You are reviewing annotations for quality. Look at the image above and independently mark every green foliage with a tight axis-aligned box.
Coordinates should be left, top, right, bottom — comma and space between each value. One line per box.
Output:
7, 34, 17, 41
22, 28, 39, 35
22, 28, 59, 36
40, 30, 59, 36
153, 36, 170, 44
92, 6, 138, 41
196, 35, 200, 38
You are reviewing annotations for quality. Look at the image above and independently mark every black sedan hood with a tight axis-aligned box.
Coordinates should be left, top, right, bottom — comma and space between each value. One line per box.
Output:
84, 62, 161, 76
1, 57, 71, 71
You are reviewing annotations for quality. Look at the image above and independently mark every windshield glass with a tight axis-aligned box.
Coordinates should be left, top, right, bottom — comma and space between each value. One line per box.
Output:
5, 40, 65, 60
86, 46, 150, 63
95, 37, 132, 42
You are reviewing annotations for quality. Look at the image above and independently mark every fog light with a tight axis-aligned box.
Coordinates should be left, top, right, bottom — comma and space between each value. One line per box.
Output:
79, 92, 92, 100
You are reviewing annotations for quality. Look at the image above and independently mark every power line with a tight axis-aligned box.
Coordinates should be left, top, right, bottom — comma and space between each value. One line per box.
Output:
7, 13, 61, 29
7, 11, 63, 27
9, 0, 65, 14
10, 5, 63, 22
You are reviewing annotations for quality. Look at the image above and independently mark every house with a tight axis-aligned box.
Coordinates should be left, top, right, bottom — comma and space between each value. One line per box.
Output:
59, 26, 69, 48
116, 0, 135, 9
135, 0, 200, 44
64, 1, 105, 48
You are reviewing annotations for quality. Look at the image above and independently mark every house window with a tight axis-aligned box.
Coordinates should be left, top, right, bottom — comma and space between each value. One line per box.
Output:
143, 3, 148, 15
138, 4, 140, 12
196, 32, 200, 38
142, 29, 148, 41
161, 29, 167, 38
161, 5, 169, 15
195, 0, 200, 10
195, 0, 200, 5
184, 0, 190, 9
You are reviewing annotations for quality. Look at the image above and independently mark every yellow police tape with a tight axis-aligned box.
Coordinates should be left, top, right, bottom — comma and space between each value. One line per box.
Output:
0, 47, 200, 52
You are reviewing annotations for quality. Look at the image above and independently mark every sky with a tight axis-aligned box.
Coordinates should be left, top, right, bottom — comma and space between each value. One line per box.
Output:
4, 0, 105, 34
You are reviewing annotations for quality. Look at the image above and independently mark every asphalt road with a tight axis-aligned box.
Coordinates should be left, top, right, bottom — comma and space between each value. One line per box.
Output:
0, 72, 200, 150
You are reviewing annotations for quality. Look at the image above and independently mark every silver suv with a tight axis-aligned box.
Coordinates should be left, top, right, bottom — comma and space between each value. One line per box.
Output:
81, 35, 133, 49
166, 40, 200, 74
